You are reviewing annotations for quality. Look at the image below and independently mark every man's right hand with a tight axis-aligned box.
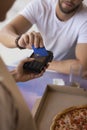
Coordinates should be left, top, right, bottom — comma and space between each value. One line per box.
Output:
17, 31, 44, 49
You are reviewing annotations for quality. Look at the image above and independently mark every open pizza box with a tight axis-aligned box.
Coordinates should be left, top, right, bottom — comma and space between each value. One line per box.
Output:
0, 57, 37, 130
1, 56, 87, 130
32, 84, 87, 130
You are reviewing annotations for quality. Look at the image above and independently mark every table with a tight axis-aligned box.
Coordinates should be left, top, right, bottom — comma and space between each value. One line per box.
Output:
8, 66, 87, 110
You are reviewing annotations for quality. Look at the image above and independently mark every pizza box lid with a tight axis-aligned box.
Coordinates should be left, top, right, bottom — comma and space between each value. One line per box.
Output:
32, 84, 87, 130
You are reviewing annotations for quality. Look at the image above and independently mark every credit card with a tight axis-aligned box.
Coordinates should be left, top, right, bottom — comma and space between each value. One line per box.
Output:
32, 45, 48, 56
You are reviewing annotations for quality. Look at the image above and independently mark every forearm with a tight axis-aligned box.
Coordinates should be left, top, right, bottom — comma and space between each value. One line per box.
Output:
48, 59, 81, 74
0, 15, 32, 48
0, 25, 19, 48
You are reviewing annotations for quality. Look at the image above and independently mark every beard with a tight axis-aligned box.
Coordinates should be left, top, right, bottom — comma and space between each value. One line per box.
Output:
58, 0, 82, 14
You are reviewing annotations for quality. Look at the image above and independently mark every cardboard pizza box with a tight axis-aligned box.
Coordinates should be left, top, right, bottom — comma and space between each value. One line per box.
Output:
0, 57, 37, 130
32, 84, 87, 130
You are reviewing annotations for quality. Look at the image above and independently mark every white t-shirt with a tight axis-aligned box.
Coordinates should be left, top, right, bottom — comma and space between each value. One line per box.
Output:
20, 0, 87, 60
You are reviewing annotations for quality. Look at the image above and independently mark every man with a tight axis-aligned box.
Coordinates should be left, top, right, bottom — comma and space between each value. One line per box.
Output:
0, 0, 87, 76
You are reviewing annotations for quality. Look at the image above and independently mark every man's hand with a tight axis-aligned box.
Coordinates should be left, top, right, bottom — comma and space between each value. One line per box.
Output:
10, 58, 46, 82
17, 31, 44, 49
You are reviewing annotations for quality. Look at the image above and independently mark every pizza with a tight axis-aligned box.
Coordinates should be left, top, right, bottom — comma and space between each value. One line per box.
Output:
50, 105, 87, 130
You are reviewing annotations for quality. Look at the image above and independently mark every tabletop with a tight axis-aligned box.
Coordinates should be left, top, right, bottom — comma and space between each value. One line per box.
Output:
8, 66, 87, 110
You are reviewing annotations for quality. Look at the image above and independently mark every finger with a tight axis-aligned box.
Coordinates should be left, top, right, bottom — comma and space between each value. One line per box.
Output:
24, 58, 35, 63
34, 33, 40, 48
18, 37, 26, 48
29, 32, 34, 46
19, 34, 32, 49
32, 31, 42, 48
27, 73, 39, 80
20, 34, 29, 48
39, 37, 44, 48
23, 34, 29, 44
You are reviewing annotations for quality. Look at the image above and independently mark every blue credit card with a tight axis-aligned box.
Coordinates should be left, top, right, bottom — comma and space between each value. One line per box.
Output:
32, 45, 48, 56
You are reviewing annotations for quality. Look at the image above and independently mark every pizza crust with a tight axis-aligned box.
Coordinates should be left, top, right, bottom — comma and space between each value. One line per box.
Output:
50, 104, 87, 130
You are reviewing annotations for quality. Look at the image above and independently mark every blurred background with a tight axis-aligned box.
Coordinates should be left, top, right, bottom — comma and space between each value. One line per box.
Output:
0, 0, 87, 66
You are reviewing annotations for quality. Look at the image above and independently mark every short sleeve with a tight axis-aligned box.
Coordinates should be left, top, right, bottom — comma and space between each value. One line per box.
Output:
19, 0, 40, 24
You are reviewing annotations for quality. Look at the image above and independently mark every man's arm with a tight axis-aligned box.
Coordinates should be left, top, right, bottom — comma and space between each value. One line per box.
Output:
48, 43, 87, 75
0, 15, 44, 49
0, 15, 32, 48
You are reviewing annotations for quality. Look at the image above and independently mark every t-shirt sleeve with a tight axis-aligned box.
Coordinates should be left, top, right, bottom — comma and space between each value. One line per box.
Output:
77, 21, 87, 44
19, 0, 40, 24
